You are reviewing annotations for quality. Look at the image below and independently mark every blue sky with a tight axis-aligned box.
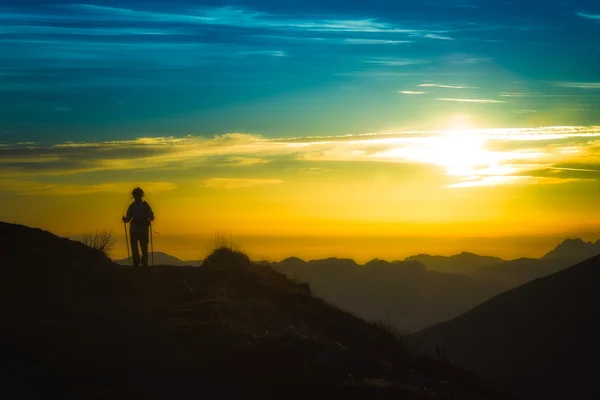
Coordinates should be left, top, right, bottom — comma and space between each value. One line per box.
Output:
1, 0, 600, 142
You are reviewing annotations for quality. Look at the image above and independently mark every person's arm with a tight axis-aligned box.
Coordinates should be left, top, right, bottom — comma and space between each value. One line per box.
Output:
147, 203, 155, 222
122, 204, 132, 223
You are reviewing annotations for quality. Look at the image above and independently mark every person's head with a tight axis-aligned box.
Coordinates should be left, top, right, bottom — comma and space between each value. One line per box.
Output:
131, 187, 144, 201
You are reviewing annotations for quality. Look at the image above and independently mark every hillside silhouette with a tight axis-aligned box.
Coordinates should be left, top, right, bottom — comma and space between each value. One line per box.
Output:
412, 254, 600, 400
0, 222, 509, 399
271, 257, 508, 331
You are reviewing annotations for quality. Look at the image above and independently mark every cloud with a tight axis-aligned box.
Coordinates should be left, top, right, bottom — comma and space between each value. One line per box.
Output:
419, 84, 477, 89
222, 157, 271, 166
343, 39, 413, 45
424, 34, 454, 40
436, 98, 506, 103
554, 82, 600, 89
0, 180, 177, 196
448, 176, 593, 188
500, 92, 581, 98
364, 58, 429, 66
236, 50, 287, 57
0, 25, 174, 36
68, 4, 431, 35
547, 166, 600, 172
515, 110, 540, 114
577, 12, 600, 21
398, 91, 426, 95
201, 178, 284, 189
2, 127, 600, 192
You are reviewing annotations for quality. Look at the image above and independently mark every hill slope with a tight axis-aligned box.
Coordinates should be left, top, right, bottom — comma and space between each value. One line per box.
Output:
0, 222, 508, 399
272, 257, 508, 331
413, 255, 600, 400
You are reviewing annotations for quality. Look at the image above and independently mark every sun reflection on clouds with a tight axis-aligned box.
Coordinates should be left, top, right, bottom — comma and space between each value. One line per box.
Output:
1, 126, 600, 193
297, 126, 600, 187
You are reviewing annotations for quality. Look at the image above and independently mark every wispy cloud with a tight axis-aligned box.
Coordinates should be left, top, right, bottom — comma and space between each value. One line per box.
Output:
0, 25, 175, 36
577, 12, 600, 21
448, 176, 593, 188
2, 127, 599, 191
222, 157, 271, 167
501, 92, 582, 98
548, 166, 600, 172
201, 178, 284, 189
0, 180, 177, 196
68, 4, 431, 35
420, 84, 477, 89
554, 82, 600, 89
236, 50, 287, 57
436, 98, 506, 103
424, 33, 454, 40
398, 91, 426, 95
515, 109, 540, 114
364, 58, 429, 66
343, 39, 413, 45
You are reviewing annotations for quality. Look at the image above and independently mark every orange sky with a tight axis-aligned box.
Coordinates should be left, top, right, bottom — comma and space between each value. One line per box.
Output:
1, 125, 599, 261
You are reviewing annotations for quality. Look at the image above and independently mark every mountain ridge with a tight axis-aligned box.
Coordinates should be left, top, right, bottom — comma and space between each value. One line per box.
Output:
541, 237, 600, 260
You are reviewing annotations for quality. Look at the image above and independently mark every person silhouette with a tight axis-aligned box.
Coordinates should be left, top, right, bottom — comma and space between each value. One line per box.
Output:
122, 187, 154, 267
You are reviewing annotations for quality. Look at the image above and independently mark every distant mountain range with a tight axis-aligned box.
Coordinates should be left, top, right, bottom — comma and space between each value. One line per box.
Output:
115, 238, 599, 330
270, 257, 508, 331
404, 238, 600, 287
541, 237, 600, 260
114, 252, 203, 266
467, 238, 600, 287
404, 252, 505, 274
413, 254, 600, 400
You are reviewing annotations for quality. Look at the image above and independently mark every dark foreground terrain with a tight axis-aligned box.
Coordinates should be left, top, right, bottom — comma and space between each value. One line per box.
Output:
413, 253, 600, 400
0, 222, 509, 399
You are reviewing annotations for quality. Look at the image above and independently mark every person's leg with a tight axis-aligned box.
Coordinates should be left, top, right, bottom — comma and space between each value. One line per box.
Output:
130, 232, 140, 267
140, 232, 149, 266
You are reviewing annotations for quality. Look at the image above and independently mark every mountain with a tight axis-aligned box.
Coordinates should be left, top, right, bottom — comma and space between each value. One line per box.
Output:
405, 238, 600, 288
405, 252, 505, 274
114, 252, 203, 266
467, 257, 575, 287
271, 257, 509, 331
412, 254, 600, 400
542, 238, 600, 261
1, 221, 509, 399
466, 238, 600, 288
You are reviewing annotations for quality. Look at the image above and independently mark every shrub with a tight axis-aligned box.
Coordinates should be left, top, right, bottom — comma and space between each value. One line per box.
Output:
81, 229, 116, 257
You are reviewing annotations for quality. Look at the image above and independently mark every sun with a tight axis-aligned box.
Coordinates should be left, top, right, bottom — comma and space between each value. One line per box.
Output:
447, 114, 473, 131
437, 129, 488, 177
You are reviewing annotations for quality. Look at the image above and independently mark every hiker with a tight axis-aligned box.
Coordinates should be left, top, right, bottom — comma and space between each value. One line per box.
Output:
122, 187, 154, 267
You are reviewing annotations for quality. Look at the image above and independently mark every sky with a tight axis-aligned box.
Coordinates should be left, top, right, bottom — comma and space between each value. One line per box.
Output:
1, 0, 600, 261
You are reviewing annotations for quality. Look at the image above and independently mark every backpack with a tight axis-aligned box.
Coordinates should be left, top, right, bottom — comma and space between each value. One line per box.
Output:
131, 201, 151, 228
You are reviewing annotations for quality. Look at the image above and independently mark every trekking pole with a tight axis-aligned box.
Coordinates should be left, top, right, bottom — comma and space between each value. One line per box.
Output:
150, 223, 154, 266
124, 221, 131, 266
